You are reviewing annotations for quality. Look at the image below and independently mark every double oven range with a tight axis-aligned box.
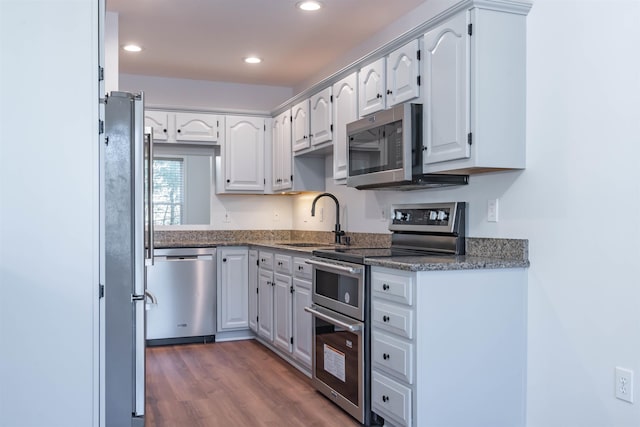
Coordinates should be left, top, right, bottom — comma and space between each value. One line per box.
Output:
305, 202, 466, 425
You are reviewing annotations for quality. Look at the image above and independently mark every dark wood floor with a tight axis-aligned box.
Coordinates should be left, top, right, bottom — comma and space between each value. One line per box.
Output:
146, 339, 362, 427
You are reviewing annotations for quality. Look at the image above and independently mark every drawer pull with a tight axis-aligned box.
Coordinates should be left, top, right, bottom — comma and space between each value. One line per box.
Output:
298, 266, 303, 270
383, 315, 390, 322
383, 353, 390, 360
382, 395, 389, 402
382, 283, 390, 291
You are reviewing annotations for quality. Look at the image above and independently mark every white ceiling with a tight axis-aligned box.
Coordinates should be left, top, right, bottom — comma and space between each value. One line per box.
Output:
106, 0, 427, 88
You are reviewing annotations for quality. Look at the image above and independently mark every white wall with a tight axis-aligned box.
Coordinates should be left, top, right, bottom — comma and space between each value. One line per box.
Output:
0, 1, 99, 426
295, 1, 640, 426
119, 73, 293, 114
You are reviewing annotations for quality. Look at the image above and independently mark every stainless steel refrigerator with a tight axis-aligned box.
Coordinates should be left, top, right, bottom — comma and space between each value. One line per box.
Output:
104, 91, 153, 427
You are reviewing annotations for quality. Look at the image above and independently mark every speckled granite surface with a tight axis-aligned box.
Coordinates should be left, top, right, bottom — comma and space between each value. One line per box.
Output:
154, 230, 528, 271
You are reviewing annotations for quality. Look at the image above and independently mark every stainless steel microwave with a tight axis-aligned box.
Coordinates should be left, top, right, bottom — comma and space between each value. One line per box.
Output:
346, 103, 468, 190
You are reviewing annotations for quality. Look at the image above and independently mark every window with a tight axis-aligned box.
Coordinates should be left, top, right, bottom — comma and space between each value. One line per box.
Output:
152, 157, 184, 225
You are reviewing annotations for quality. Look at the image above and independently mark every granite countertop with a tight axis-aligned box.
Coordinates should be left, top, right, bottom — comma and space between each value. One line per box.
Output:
154, 231, 529, 271
364, 254, 530, 272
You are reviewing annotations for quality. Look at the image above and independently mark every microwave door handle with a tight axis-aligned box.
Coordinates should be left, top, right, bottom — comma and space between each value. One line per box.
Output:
305, 259, 362, 275
304, 306, 362, 332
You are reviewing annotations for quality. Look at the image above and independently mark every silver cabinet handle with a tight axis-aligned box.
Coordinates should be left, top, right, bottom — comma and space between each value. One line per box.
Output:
304, 306, 362, 332
305, 259, 361, 275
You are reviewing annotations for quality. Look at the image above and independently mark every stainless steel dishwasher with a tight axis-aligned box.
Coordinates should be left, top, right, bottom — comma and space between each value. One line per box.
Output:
146, 247, 216, 345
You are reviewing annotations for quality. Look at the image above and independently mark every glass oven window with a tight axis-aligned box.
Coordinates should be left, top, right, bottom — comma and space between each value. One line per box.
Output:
315, 270, 360, 308
315, 318, 360, 406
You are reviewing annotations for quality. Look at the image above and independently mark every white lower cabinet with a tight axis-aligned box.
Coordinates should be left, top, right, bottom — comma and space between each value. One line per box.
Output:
217, 247, 249, 331
257, 251, 274, 341
254, 250, 312, 373
372, 371, 412, 427
248, 249, 258, 333
273, 272, 292, 353
370, 266, 527, 427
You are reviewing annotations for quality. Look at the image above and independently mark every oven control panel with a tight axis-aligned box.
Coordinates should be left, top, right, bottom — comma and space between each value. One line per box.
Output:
389, 202, 465, 234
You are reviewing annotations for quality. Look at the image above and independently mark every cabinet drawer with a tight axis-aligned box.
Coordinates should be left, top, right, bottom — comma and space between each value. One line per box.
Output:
274, 254, 292, 275
372, 371, 412, 427
372, 300, 414, 339
258, 251, 273, 270
293, 257, 312, 279
371, 269, 414, 306
372, 331, 414, 384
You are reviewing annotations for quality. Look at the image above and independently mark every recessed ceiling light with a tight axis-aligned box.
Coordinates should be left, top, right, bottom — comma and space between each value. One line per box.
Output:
297, 1, 322, 11
244, 56, 262, 64
123, 44, 142, 52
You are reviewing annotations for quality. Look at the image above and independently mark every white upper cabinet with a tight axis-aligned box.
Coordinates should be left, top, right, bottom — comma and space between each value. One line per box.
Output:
422, 7, 526, 173
309, 87, 332, 146
292, 99, 310, 152
271, 110, 293, 192
144, 110, 170, 142
386, 39, 421, 107
358, 39, 422, 117
332, 73, 358, 182
145, 110, 221, 144
422, 12, 470, 166
359, 58, 386, 117
223, 115, 265, 192
175, 112, 220, 143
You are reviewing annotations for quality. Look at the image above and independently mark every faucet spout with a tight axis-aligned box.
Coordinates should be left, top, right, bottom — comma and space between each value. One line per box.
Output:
310, 192, 345, 244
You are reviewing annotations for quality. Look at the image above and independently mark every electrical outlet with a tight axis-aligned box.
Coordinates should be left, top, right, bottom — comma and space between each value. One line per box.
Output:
487, 198, 499, 222
380, 207, 388, 222
320, 207, 324, 222
273, 210, 279, 222
615, 367, 634, 403
223, 211, 231, 223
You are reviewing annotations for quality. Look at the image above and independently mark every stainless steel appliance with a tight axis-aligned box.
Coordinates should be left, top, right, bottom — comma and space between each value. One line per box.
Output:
346, 103, 468, 190
304, 258, 370, 424
306, 202, 466, 426
146, 247, 217, 345
104, 91, 153, 426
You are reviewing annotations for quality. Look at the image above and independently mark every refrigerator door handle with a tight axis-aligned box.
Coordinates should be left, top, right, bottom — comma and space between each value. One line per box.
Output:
145, 130, 154, 265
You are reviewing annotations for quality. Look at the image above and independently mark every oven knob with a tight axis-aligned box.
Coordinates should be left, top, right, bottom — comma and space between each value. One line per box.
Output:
394, 211, 403, 220
437, 210, 446, 220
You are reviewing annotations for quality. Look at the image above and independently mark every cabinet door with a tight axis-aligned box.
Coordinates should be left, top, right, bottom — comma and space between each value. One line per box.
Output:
423, 12, 470, 165
332, 73, 357, 181
258, 268, 274, 341
358, 58, 386, 117
218, 247, 249, 331
248, 250, 258, 333
224, 116, 265, 191
273, 273, 292, 353
292, 277, 312, 369
386, 39, 421, 106
175, 112, 220, 143
309, 87, 332, 145
145, 110, 170, 142
291, 100, 310, 152
272, 110, 292, 191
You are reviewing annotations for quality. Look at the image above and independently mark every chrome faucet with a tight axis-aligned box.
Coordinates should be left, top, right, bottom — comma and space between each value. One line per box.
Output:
311, 192, 345, 244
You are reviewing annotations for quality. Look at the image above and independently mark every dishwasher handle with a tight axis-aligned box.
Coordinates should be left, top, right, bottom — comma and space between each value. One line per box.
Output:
155, 254, 214, 261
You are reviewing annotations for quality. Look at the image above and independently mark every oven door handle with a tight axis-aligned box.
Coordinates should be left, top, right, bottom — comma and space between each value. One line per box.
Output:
304, 306, 362, 332
305, 259, 362, 275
